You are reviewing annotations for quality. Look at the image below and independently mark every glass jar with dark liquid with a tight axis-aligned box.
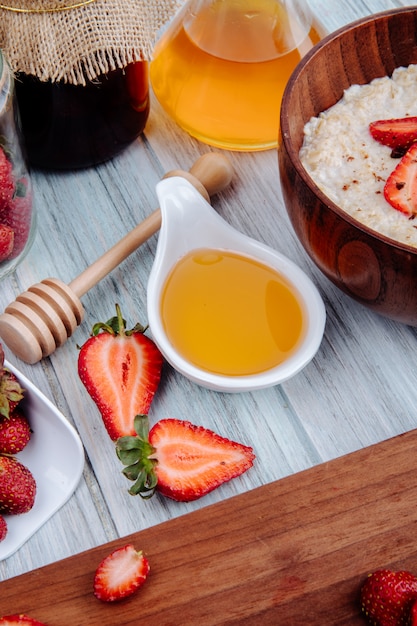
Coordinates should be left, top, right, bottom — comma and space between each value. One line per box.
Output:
15, 61, 149, 170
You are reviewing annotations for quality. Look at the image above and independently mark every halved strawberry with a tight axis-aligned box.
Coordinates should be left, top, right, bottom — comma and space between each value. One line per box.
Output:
116, 414, 256, 501
384, 142, 417, 215
361, 569, 417, 626
370, 117, 417, 155
0, 409, 31, 454
0, 616, 47, 625
78, 304, 163, 441
93, 544, 150, 602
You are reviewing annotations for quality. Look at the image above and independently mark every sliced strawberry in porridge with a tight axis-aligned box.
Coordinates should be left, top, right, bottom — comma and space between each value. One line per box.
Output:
370, 116, 417, 154
384, 143, 417, 216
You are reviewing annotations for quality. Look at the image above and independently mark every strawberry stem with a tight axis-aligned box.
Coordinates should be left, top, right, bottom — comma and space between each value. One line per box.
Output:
90, 304, 148, 338
116, 414, 158, 499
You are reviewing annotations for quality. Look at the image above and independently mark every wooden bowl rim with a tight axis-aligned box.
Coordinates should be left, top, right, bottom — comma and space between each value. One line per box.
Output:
280, 5, 417, 256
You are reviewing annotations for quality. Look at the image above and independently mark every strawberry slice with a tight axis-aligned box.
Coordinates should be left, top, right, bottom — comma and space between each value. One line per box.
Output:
116, 414, 255, 501
369, 116, 417, 154
93, 544, 150, 602
361, 569, 417, 626
384, 142, 417, 215
0, 616, 47, 625
78, 305, 163, 441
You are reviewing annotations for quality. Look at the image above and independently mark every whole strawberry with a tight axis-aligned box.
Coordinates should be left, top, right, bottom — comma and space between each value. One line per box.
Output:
0, 513, 7, 542
0, 409, 31, 454
78, 304, 163, 440
0, 455, 36, 514
361, 569, 417, 626
1, 178, 33, 259
0, 364, 25, 419
0, 223, 13, 262
0, 147, 14, 212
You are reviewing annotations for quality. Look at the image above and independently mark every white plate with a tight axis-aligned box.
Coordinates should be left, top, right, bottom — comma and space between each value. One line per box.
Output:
0, 361, 84, 560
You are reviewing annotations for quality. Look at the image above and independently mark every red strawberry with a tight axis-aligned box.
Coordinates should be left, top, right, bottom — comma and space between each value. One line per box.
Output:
0, 514, 7, 542
0, 367, 25, 419
0, 616, 47, 625
370, 117, 417, 155
0, 455, 36, 514
384, 143, 417, 216
78, 304, 163, 441
2, 182, 33, 259
411, 600, 417, 625
0, 224, 13, 262
116, 414, 255, 501
0, 409, 31, 454
93, 544, 150, 602
0, 148, 15, 212
361, 569, 417, 626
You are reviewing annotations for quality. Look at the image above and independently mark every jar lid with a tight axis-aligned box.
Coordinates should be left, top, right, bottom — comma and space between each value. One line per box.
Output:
0, 0, 184, 85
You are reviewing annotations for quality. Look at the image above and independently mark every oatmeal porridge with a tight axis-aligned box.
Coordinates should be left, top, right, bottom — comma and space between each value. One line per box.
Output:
299, 64, 417, 248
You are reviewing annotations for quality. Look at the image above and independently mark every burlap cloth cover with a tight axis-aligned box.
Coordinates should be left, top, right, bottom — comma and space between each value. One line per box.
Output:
0, 0, 184, 85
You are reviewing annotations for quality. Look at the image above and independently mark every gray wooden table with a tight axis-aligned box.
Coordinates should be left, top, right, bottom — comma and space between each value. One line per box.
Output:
0, 0, 413, 583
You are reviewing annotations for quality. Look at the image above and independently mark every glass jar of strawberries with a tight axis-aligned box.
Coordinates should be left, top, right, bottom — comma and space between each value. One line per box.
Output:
0, 50, 35, 281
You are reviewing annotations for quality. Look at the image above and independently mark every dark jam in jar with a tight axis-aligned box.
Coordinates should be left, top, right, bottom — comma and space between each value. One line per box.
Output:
15, 61, 149, 170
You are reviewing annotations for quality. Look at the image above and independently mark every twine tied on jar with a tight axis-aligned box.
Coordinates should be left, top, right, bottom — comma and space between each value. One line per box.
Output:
0, 1, 98, 12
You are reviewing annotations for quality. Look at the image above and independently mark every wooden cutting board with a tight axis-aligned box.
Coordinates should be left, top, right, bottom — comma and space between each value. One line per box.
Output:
2, 428, 417, 625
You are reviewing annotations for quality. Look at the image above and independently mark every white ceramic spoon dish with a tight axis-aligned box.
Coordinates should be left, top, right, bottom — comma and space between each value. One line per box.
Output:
147, 177, 326, 392
0, 362, 84, 560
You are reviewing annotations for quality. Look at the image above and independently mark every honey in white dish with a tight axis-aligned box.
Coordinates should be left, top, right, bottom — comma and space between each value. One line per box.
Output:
160, 248, 305, 376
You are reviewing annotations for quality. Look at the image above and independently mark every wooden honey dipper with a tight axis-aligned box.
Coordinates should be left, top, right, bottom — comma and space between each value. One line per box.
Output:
0, 153, 234, 364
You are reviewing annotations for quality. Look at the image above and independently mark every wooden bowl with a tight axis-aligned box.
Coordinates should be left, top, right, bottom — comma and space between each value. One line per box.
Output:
278, 7, 417, 326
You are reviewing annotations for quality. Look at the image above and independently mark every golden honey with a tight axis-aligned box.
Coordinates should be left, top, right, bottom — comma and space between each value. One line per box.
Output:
150, 0, 321, 150
160, 248, 305, 376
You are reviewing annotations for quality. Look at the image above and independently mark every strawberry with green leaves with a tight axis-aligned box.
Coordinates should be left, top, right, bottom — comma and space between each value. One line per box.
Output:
361, 569, 417, 626
116, 414, 255, 501
0, 455, 36, 514
93, 544, 150, 602
0, 359, 24, 421
78, 305, 163, 441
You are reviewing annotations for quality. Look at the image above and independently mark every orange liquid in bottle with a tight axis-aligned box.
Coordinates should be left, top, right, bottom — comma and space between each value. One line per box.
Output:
160, 248, 305, 376
150, 0, 321, 150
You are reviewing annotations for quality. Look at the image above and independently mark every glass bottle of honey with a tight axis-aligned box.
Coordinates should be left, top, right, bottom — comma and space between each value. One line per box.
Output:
150, 0, 322, 151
